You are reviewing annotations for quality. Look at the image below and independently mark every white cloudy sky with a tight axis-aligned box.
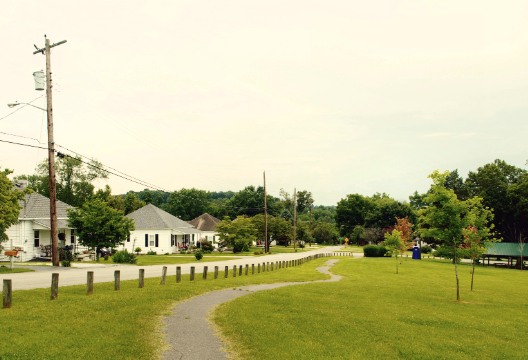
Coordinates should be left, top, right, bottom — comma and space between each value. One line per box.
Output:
1, 0, 527, 205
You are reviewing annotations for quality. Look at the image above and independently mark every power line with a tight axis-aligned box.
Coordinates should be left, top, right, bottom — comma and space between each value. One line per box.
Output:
0, 134, 268, 211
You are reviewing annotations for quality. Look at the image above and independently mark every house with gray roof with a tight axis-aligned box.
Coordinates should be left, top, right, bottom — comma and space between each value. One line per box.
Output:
188, 213, 222, 247
3, 181, 83, 262
124, 204, 202, 254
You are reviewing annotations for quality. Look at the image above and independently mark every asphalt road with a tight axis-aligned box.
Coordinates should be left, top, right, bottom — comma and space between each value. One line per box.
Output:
0, 246, 355, 291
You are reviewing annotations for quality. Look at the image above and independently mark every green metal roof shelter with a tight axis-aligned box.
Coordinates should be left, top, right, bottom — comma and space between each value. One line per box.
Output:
483, 242, 528, 269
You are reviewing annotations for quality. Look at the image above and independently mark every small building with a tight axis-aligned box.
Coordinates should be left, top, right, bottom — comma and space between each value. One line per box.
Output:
124, 204, 202, 254
188, 213, 222, 247
482, 242, 528, 269
2, 181, 84, 262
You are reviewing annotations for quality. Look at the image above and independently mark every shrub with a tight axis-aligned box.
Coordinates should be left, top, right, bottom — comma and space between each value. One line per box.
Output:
364, 245, 387, 257
134, 247, 142, 255
112, 249, 138, 264
299, 243, 305, 249
110, 248, 117, 255
61, 259, 71, 267
147, 250, 157, 255
194, 250, 203, 261
421, 245, 433, 254
203, 250, 212, 254
201, 240, 215, 252
104, 254, 109, 261
254, 250, 262, 255
59, 248, 74, 262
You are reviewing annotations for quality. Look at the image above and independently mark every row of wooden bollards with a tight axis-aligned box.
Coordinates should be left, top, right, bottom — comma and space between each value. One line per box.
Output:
2, 253, 339, 308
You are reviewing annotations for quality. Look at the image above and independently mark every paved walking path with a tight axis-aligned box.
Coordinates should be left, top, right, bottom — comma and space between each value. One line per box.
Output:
161, 258, 342, 360
0, 246, 351, 291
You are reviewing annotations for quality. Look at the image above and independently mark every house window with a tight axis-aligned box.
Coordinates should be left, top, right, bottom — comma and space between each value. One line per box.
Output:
150, 235, 155, 247
192, 234, 195, 241
34, 230, 40, 247
171, 235, 174, 246
71, 229, 75, 244
205, 235, 208, 241
127, 234, 130, 242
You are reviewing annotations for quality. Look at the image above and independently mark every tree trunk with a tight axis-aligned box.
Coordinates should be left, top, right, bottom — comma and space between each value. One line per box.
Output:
471, 260, 475, 291
396, 254, 398, 274
454, 243, 460, 301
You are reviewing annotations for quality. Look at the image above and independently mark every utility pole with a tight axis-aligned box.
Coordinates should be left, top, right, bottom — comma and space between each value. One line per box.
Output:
309, 203, 312, 247
263, 171, 268, 254
293, 188, 297, 250
33, 36, 67, 267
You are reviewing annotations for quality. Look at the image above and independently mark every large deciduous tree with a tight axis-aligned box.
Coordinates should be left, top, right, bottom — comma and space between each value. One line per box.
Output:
216, 216, 256, 253
163, 188, 212, 220
67, 199, 135, 261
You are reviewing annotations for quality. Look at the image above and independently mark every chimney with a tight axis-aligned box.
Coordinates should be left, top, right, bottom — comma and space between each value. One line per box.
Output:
14, 180, 28, 191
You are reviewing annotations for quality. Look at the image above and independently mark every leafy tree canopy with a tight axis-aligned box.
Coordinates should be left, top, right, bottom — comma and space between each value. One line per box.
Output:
1, 168, 32, 245
162, 188, 212, 221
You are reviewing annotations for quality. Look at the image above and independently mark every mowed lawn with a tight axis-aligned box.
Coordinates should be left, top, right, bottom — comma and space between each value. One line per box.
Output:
81, 254, 240, 266
0, 257, 328, 360
0, 266, 34, 274
213, 257, 528, 359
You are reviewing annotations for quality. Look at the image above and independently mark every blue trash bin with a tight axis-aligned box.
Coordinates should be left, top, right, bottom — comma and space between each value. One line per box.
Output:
412, 246, 421, 260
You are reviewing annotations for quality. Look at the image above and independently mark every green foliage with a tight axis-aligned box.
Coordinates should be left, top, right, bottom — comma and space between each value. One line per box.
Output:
201, 240, 215, 252
383, 229, 405, 273
163, 188, 212, 220
312, 222, 338, 244
420, 245, 433, 254
194, 250, 203, 260
295, 190, 313, 214
418, 170, 497, 300
363, 245, 387, 257
59, 248, 75, 262
216, 216, 257, 253
349, 225, 365, 245
92, 185, 125, 212
61, 260, 71, 267
19, 156, 108, 208
227, 186, 278, 218
254, 250, 262, 255
335, 193, 414, 238
146, 250, 157, 255
134, 247, 142, 255
67, 198, 135, 251
112, 249, 138, 264
1, 168, 31, 245
124, 193, 146, 215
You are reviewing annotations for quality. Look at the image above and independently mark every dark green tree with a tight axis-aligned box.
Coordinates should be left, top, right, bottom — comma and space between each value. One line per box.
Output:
163, 188, 212, 220
1, 168, 31, 246
124, 193, 146, 215
67, 199, 135, 261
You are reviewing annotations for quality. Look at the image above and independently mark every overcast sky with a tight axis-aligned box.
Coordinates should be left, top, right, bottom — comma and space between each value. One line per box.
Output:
1, 0, 527, 205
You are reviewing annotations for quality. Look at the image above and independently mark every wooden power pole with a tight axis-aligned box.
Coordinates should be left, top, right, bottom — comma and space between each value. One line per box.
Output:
263, 171, 268, 253
293, 188, 297, 250
33, 36, 67, 267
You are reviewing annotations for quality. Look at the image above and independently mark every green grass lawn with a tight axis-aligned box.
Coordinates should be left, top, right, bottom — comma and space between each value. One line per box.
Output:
0, 266, 35, 274
213, 257, 528, 359
0, 257, 328, 360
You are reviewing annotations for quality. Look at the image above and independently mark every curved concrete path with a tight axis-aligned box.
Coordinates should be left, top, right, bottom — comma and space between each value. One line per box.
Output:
161, 259, 342, 360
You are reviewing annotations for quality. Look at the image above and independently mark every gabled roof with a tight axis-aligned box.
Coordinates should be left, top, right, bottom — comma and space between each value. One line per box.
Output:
485, 242, 528, 256
126, 204, 198, 231
188, 213, 221, 232
18, 193, 74, 219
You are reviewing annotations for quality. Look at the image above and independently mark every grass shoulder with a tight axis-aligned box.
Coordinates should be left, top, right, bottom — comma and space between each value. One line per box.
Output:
0, 266, 35, 274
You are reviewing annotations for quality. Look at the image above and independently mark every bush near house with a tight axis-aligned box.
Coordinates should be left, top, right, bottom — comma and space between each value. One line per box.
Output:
363, 245, 387, 257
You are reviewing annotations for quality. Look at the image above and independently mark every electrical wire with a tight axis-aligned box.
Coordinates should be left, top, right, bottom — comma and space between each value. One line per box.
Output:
0, 95, 46, 121
0, 134, 267, 211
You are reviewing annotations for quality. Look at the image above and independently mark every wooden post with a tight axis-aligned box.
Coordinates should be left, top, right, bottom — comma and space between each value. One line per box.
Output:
3, 279, 12, 309
262, 262, 266, 272
279, 261, 281, 269
115, 270, 120, 291
258, 263, 261, 273
252, 264, 255, 274
87, 271, 94, 296
214, 266, 219, 279
225, 266, 229, 278
203, 266, 208, 280
51, 273, 59, 300
267, 262, 270, 271
233, 265, 237, 277
161, 266, 167, 285
176, 266, 181, 283
271, 262, 274, 271
282, 261, 285, 268
245, 264, 249, 276
190, 267, 195, 281
139, 269, 145, 288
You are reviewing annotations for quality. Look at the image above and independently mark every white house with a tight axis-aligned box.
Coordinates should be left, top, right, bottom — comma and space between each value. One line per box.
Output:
2, 181, 86, 262
188, 213, 222, 247
124, 204, 202, 254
